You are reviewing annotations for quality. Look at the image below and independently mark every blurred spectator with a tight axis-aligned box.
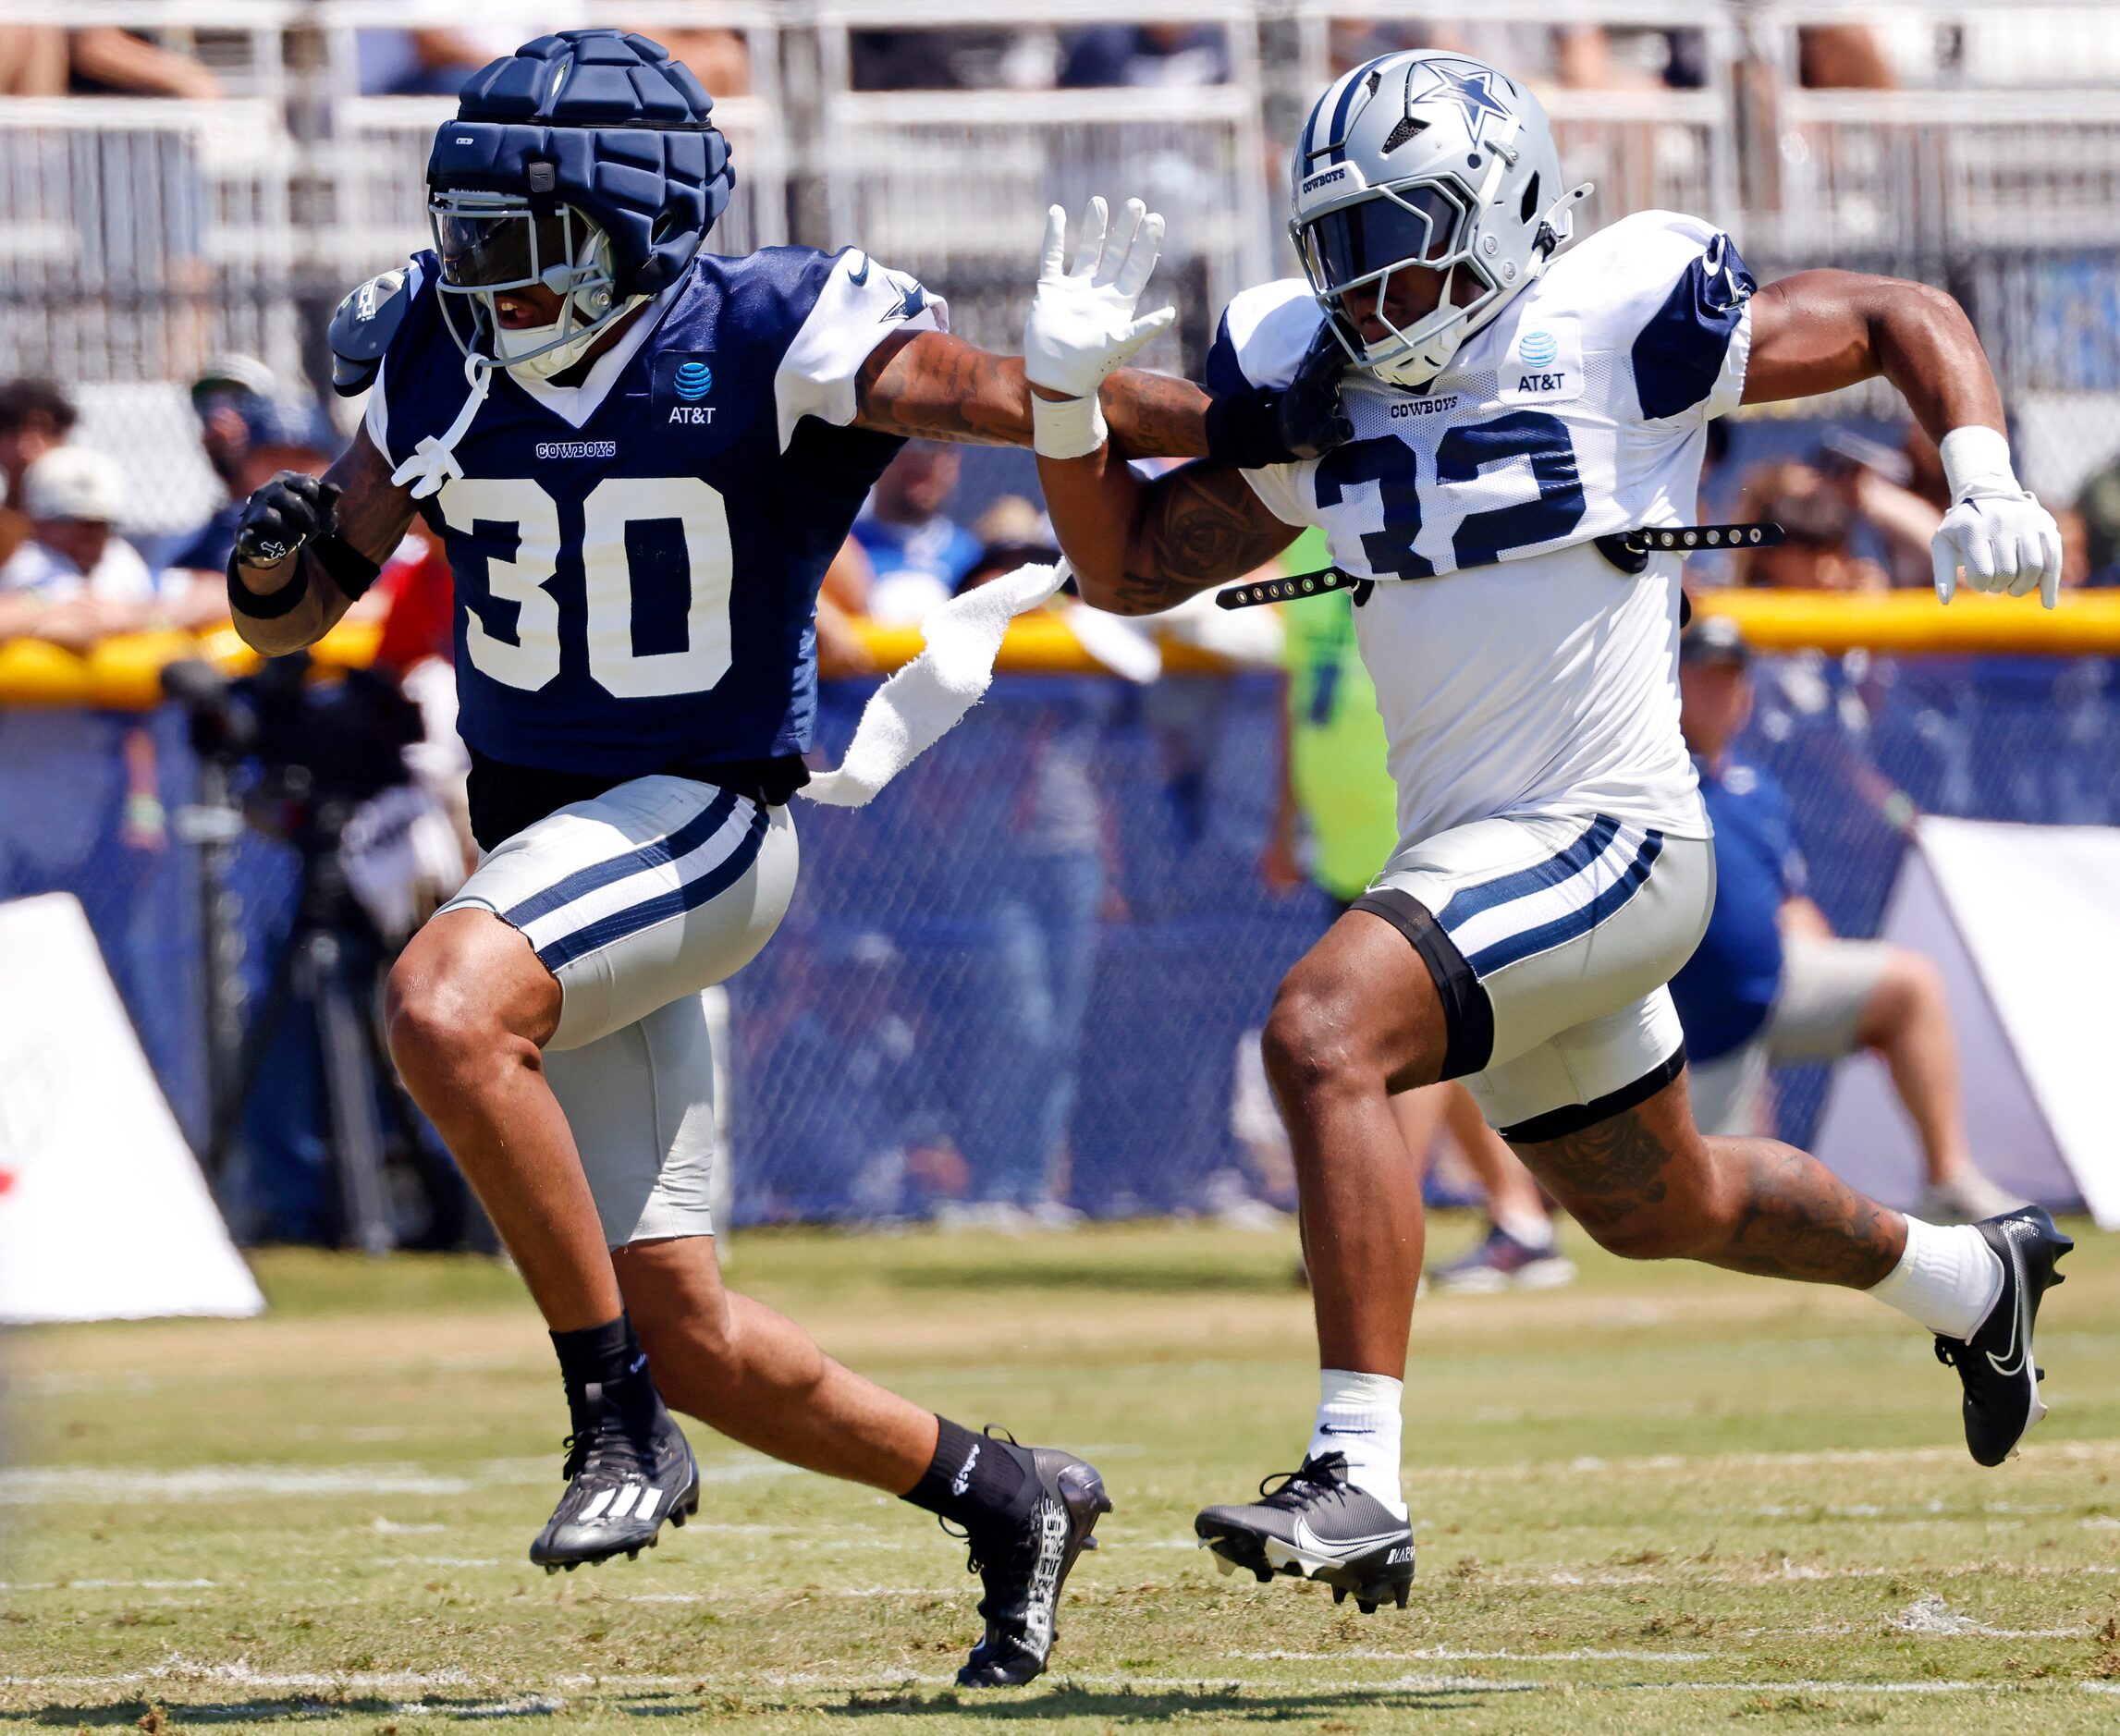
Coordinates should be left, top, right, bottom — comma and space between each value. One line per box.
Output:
165, 392, 335, 580
0, 28, 225, 98
188, 353, 281, 496
359, 19, 749, 100
852, 442, 982, 625
815, 537, 876, 677
963, 495, 1059, 590
1732, 459, 1890, 591
1264, 531, 1571, 1288
1730, 432, 2092, 593
852, 30, 1055, 92
70, 29, 224, 98
2070, 446, 2120, 586
0, 378, 78, 569
1671, 615, 2023, 1224
0, 446, 160, 653
756, 929, 934, 1217
637, 24, 752, 95
1060, 25, 1228, 89
356, 28, 536, 97
162, 392, 337, 632
0, 26, 67, 96
1346, 22, 1676, 91
1799, 25, 1895, 90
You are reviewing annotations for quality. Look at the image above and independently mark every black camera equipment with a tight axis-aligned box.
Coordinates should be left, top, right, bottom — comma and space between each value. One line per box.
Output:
163, 654, 474, 1255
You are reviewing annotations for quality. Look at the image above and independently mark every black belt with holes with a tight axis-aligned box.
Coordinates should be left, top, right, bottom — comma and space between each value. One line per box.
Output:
1211, 522, 1785, 610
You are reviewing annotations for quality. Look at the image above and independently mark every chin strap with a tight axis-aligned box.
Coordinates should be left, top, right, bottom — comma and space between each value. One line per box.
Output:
391, 350, 494, 500
802, 561, 1072, 808
1535, 181, 1596, 257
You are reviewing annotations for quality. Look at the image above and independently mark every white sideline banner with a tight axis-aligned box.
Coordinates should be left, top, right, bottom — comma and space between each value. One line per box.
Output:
0, 893, 263, 1323
1814, 818, 2120, 1229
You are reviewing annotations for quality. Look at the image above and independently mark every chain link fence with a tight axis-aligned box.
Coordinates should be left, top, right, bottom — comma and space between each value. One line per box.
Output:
5, 652, 2115, 1231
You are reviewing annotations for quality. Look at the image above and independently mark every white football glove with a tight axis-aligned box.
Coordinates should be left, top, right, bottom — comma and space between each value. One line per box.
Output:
1023, 196, 1176, 458
1930, 426, 2063, 609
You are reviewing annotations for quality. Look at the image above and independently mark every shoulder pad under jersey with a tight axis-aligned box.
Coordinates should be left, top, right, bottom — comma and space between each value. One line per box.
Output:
327, 267, 412, 397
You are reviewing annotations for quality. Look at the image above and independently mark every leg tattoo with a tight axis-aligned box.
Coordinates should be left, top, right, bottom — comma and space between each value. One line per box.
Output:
1712, 1137, 1904, 1287
1513, 1103, 1905, 1289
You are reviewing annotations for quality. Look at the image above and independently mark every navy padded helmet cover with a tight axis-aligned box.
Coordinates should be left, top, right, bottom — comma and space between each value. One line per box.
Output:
427, 30, 733, 296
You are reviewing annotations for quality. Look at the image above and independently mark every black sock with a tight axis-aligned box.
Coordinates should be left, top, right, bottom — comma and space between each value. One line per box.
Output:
550, 1313, 659, 1432
903, 1417, 1035, 1531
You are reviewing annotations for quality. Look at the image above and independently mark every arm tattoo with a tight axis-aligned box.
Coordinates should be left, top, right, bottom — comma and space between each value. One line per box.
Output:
1104, 369, 1210, 459
852, 331, 1027, 446
1111, 463, 1298, 613
852, 333, 1209, 457
332, 427, 419, 563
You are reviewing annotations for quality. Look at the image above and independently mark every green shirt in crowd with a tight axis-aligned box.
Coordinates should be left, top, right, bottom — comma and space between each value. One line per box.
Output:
1278, 527, 1400, 903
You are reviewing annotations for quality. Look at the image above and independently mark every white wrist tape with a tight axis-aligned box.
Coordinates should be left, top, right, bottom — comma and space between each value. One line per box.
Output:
1032, 392, 1107, 460
1938, 425, 2019, 502
800, 561, 1072, 808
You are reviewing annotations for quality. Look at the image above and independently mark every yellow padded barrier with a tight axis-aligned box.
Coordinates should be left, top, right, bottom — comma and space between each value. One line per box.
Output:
5, 591, 2117, 710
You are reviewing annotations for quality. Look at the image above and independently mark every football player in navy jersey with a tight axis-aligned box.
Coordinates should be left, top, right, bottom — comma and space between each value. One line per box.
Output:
222, 30, 1244, 1686
1024, 51, 2073, 1613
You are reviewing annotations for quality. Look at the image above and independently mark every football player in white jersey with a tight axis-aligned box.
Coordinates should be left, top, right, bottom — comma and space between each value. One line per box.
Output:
1023, 51, 2073, 1612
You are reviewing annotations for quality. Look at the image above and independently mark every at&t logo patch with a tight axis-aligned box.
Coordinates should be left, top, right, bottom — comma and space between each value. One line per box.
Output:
653, 354, 719, 425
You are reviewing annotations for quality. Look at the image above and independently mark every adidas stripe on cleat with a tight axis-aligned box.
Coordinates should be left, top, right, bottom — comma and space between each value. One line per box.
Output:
1195, 1451, 1415, 1613
1934, 1205, 2073, 1468
954, 1446, 1111, 1688
530, 1391, 700, 1571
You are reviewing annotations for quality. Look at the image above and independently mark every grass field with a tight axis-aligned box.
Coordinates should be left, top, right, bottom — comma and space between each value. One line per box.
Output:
4, 1217, 2119, 1733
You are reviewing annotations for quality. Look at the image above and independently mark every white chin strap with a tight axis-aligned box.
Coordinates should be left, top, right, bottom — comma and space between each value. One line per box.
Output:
495, 291, 644, 381
1367, 319, 1469, 388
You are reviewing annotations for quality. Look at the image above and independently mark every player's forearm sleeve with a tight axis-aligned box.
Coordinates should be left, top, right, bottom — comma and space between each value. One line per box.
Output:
799, 562, 1070, 808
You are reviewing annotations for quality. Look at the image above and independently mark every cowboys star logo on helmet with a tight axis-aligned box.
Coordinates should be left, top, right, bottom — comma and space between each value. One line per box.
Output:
1288, 51, 1592, 389
1407, 60, 1512, 141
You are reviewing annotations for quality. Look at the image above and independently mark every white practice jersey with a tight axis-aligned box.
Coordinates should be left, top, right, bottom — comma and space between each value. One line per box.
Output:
1210, 210, 1753, 846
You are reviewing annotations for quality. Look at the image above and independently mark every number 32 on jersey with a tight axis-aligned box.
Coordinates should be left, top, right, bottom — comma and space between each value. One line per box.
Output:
435, 475, 734, 701
1317, 410, 1587, 579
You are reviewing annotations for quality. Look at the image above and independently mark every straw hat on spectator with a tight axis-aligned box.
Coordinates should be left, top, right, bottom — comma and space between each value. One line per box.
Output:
23, 446, 127, 525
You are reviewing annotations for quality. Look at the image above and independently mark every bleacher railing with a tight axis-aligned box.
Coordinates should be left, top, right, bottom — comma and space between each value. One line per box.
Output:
8, 2, 2120, 387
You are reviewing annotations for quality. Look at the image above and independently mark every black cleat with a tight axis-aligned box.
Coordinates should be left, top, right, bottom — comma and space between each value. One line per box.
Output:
953, 1446, 1111, 1688
1195, 1451, 1414, 1611
529, 1388, 700, 1571
1935, 1205, 2072, 1467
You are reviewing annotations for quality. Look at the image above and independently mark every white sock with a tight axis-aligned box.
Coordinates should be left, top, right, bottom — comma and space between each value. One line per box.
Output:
1308, 1370, 1407, 1520
1869, 1217, 2004, 1341
1492, 1207, 1554, 1252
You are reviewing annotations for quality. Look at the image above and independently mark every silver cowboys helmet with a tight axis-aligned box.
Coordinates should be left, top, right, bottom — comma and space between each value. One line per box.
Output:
1291, 52, 1589, 388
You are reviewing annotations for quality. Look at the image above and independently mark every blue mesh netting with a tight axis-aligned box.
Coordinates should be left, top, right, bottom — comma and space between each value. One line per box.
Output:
6, 653, 2116, 1230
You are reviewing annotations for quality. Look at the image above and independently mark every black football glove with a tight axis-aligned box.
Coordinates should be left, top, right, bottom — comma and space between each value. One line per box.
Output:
1203, 325, 1356, 471
234, 471, 341, 569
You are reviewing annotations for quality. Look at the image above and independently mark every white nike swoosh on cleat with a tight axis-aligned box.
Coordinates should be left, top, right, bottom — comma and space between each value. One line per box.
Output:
1289, 1517, 1409, 1558
1984, 1232, 2030, 1379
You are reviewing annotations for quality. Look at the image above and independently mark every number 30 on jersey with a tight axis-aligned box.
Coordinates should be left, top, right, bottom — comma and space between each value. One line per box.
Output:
435, 476, 734, 700
1316, 410, 1587, 579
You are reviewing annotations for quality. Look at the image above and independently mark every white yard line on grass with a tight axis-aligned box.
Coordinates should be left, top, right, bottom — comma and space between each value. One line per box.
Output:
1232, 1648, 1716, 1663
0, 1662, 2077, 1701
0, 1457, 793, 1504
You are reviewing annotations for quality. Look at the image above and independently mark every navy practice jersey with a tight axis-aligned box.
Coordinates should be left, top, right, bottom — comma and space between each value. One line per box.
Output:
365, 245, 947, 777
